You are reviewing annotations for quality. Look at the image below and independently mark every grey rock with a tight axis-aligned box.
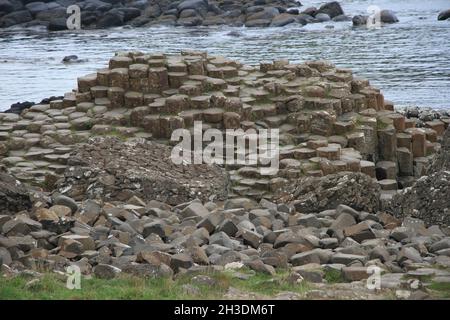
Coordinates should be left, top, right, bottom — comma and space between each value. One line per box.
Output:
94, 263, 121, 279
314, 13, 330, 22
142, 221, 166, 239
397, 247, 423, 264
209, 231, 236, 249
369, 246, 391, 263
240, 229, 263, 249
0, 173, 32, 215
316, 1, 344, 19
380, 10, 399, 24
331, 253, 367, 265
53, 194, 78, 213
170, 253, 193, 272
430, 238, 450, 253
217, 219, 238, 237
298, 214, 322, 228
0, 247, 12, 266
352, 14, 367, 26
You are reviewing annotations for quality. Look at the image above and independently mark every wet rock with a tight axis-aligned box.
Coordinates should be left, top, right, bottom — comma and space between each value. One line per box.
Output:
97, 10, 124, 28
270, 13, 296, 27
315, 13, 331, 22
316, 1, 344, 19
0, 0, 15, 14
380, 10, 399, 24
0, 10, 32, 28
438, 9, 450, 21
352, 15, 367, 26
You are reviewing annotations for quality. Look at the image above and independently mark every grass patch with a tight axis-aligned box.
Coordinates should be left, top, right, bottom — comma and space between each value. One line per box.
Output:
427, 282, 450, 299
0, 269, 311, 300
323, 268, 344, 284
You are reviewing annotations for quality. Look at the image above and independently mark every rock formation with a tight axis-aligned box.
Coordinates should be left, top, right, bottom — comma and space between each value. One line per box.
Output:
389, 127, 450, 226
1, 50, 449, 297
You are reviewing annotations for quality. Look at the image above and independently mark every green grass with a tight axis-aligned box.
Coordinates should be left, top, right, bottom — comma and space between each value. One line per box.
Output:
0, 269, 311, 300
427, 282, 450, 299
323, 268, 344, 284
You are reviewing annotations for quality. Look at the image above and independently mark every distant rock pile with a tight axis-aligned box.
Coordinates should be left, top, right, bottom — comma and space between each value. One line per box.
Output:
0, 0, 358, 30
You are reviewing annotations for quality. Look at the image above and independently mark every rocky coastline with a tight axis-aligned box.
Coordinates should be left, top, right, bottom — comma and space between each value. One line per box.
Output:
1, 50, 449, 299
0, 0, 407, 31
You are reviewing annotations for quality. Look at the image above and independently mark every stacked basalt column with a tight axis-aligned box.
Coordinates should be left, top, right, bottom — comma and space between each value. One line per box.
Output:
1, 51, 446, 199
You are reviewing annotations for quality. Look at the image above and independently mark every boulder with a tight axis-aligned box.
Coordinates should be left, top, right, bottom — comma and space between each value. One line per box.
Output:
170, 253, 193, 272
352, 15, 367, 26
438, 9, 450, 21
25, 2, 50, 16
246, 6, 279, 22
380, 10, 399, 24
270, 13, 296, 27
315, 13, 331, 22
94, 264, 121, 279
0, 9, 32, 28
177, 0, 208, 16
96, 10, 124, 28
316, 1, 344, 19
0, 0, 14, 14
48, 17, 67, 31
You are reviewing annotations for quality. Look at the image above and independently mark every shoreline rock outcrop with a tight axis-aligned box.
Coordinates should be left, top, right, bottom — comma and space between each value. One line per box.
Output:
0, 0, 357, 31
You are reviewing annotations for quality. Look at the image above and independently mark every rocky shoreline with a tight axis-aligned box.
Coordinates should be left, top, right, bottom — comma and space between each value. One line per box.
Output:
0, 50, 449, 299
0, 0, 404, 31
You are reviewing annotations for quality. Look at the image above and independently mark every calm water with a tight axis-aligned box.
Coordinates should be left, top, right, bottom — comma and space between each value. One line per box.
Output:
0, 0, 449, 111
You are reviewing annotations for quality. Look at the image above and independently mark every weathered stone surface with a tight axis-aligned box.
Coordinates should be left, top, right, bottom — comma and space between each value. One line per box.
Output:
0, 172, 31, 215
288, 173, 381, 213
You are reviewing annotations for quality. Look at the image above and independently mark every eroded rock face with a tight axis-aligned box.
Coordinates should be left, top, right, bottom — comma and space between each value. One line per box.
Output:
429, 126, 450, 173
56, 136, 229, 204
0, 171, 32, 215
284, 172, 381, 213
389, 171, 450, 226
389, 127, 450, 226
